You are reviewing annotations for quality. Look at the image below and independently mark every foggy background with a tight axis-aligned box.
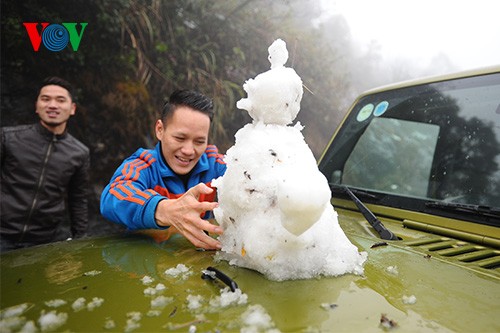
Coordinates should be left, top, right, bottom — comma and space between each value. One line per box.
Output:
1, 0, 499, 234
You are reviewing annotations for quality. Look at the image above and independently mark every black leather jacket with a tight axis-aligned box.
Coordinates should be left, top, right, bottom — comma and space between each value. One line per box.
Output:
1, 123, 90, 244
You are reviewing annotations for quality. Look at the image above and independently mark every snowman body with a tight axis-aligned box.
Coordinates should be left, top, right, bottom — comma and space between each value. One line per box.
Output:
213, 39, 366, 281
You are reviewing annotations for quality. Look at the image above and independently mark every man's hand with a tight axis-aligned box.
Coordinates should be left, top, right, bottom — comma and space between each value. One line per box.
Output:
154, 183, 223, 250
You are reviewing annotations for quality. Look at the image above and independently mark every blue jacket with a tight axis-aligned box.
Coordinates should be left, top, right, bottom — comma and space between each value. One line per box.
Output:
100, 143, 226, 230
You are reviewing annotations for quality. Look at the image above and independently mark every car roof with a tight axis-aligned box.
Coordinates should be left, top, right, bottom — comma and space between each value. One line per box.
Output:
359, 65, 500, 97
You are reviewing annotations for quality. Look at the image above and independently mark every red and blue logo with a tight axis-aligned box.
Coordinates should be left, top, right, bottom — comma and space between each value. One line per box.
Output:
23, 22, 88, 52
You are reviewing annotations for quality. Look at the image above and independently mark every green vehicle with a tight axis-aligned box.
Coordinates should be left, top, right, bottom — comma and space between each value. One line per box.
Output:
1, 67, 499, 332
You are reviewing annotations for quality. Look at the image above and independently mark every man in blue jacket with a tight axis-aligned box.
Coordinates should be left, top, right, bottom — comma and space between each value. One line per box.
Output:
100, 90, 226, 250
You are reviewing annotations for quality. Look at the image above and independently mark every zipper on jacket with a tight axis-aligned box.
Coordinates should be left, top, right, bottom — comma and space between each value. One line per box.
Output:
19, 134, 57, 242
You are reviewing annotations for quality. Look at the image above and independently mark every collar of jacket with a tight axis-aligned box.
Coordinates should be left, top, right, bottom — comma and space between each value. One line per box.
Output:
154, 142, 210, 179
35, 122, 68, 140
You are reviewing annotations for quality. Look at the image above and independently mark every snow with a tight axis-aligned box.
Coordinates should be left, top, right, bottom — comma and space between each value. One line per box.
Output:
164, 264, 192, 279
104, 318, 116, 329
208, 287, 248, 308
187, 295, 204, 310
44, 299, 66, 308
240, 305, 279, 333
141, 275, 154, 285
151, 295, 173, 309
0, 316, 27, 333
236, 39, 303, 125
386, 266, 399, 275
83, 270, 102, 276
402, 295, 417, 304
144, 283, 167, 296
144, 287, 158, 296
38, 310, 68, 332
86, 297, 104, 311
70, 297, 104, 311
0, 303, 30, 319
71, 298, 86, 312
213, 38, 367, 281
19, 320, 37, 333
154, 283, 166, 291
124, 312, 141, 332
146, 310, 161, 317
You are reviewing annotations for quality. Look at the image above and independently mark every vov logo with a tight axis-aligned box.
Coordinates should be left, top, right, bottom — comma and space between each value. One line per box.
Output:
23, 23, 88, 52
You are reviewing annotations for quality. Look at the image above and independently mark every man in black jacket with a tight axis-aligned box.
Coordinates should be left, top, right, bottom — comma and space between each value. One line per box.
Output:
1, 77, 90, 252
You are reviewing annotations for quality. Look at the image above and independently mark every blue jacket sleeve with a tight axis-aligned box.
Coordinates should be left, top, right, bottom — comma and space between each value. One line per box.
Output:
100, 151, 167, 230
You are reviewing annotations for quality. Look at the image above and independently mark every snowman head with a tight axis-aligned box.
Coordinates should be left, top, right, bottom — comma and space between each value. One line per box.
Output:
236, 39, 303, 125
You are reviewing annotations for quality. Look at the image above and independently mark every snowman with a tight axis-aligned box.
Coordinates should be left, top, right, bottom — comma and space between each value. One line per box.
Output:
212, 39, 366, 281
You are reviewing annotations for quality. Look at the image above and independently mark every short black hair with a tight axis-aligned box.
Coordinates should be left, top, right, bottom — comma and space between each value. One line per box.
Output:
161, 89, 214, 122
39, 76, 75, 101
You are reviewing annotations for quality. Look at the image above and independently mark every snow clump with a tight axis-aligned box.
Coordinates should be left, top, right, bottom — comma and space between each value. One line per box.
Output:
213, 38, 367, 281
402, 295, 417, 304
240, 304, 279, 333
164, 264, 192, 279
141, 275, 154, 285
44, 299, 66, 308
209, 287, 248, 308
38, 310, 68, 332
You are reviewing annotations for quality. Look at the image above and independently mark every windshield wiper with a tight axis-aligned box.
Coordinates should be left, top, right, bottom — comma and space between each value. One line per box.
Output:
425, 201, 500, 220
329, 183, 381, 200
201, 266, 239, 292
341, 186, 401, 241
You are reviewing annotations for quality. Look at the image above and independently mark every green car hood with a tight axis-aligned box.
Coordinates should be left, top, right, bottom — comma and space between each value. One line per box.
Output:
1, 211, 499, 332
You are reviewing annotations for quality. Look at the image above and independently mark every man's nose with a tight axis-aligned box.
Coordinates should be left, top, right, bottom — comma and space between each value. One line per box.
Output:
180, 141, 195, 155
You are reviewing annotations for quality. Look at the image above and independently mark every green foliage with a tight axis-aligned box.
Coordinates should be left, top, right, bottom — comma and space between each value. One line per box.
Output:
1, 0, 355, 195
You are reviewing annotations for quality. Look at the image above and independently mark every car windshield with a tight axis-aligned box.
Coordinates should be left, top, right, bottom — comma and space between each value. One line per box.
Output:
319, 71, 500, 226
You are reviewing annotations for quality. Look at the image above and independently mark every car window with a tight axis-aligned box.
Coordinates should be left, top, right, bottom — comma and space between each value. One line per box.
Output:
320, 71, 500, 224
343, 118, 440, 198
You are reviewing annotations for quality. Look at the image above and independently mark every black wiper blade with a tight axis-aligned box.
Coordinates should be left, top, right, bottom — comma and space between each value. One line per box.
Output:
201, 266, 239, 292
329, 183, 381, 200
342, 186, 401, 241
425, 201, 500, 219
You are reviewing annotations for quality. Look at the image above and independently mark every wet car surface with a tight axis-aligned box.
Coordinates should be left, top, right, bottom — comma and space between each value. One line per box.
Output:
2, 67, 500, 332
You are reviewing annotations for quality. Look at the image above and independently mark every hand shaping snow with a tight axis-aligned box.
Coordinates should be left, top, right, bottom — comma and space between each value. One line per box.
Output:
154, 183, 223, 250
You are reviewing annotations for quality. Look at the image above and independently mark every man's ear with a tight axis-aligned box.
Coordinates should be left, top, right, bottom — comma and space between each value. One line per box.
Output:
70, 102, 76, 116
155, 119, 163, 140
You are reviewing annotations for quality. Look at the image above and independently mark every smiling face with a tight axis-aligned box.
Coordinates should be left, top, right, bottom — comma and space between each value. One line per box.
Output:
36, 84, 76, 134
155, 106, 210, 175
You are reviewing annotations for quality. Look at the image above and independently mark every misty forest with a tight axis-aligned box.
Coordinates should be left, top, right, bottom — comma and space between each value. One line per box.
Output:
1, 0, 452, 229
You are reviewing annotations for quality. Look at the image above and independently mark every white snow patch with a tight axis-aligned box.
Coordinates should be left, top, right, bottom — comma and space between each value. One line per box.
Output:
240, 304, 279, 333
143, 287, 157, 296
71, 298, 86, 312
104, 318, 116, 329
151, 295, 173, 309
386, 266, 399, 275
164, 264, 192, 279
0, 303, 31, 319
141, 275, 154, 285
20, 320, 37, 333
402, 295, 417, 304
209, 287, 248, 308
124, 312, 142, 333
186, 295, 204, 311
38, 310, 68, 332
146, 310, 162, 317
45, 299, 66, 308
83, 270, 102, 276
87, 297, 104, 311
155, 283, 166, 291
0, 316, 27, 333
144, 284, 165, 296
